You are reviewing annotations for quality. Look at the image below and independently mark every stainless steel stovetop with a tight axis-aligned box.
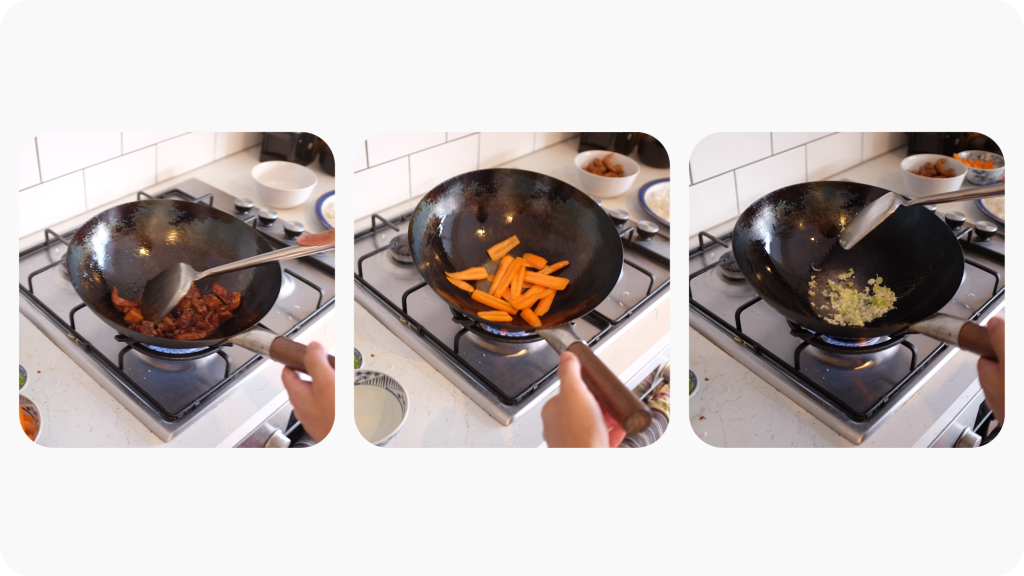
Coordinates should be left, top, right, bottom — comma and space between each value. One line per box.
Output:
689, 209, 1005, 444
355, 208, 670, 426
18, 179, 336, 442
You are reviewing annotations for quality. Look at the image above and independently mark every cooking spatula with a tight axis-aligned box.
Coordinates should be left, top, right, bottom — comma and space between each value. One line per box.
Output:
140, 242, 335, 322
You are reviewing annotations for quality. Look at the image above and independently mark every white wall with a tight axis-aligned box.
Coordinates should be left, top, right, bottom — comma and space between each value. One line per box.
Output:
18, 132, 262, 238
688, 132, 907, 234
352, 132, 578, 220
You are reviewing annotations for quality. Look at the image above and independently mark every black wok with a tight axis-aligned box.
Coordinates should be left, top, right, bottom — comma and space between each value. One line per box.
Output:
409, 169, 651, 433
733, 182, 995, 358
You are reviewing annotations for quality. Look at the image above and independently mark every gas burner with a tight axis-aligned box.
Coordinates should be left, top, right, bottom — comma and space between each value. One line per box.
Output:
717, 251, 746, 281
817, 334, 886, 348
114, 334, 225, 361
388, 234, 413, 264
450, 308, 542, 343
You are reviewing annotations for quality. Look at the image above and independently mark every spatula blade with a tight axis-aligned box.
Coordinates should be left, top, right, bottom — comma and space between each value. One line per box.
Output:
141, 262, 195, 322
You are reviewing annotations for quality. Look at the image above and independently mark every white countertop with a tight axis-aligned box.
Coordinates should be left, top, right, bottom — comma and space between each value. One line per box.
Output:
688, 147, 1002, 447
354, 137, 672, 447
18, 146, 336, 447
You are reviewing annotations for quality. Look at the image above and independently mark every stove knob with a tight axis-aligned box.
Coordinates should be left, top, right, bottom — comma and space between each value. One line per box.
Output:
608, 209, 630, 227
955, 427, 982, 448
944, 211, 966, 230
264, 429, 292, 448
636, 220, 659, 241
974, 220, 998, 241
257, 209, 279, 228
234, 197, 255, 214
284, 220, 305, 239
923, 204, 938, 214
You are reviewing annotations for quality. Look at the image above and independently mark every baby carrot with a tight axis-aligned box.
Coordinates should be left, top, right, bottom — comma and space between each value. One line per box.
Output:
520, 307, 542, 328
488, 255, 514, 295
511, 258, 527, 296
513, 288, 556, 310
486, 235, 520, 261
447, 277, 475, 293
471, 289, 518, 314
523, 253, 548, 269
524, 271, 569, 291
536, 261, 569, 275
534, 292, 555, 316
478, 311, 514, 323
446, 267, 488, 281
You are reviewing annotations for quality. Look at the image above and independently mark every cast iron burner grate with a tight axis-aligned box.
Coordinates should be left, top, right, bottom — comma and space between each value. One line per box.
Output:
449, 307, 542, 344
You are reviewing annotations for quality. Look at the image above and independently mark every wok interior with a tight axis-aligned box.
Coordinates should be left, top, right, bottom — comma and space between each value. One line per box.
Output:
732, 182, 965, 338
66, 200, 281, 347
409, 169, 623, 329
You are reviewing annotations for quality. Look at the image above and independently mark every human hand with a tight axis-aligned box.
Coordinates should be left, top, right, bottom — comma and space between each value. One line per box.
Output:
541, 352, 626, 448
281, 342, 335, 442
977, 317, 1005, 423
296, 229, 335, 247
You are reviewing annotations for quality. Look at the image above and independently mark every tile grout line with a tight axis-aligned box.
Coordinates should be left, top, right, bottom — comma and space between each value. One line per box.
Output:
733, 170, 740, 217
34, 137, 42, 185
692, 133, 837, 186
363, 133, 476, 171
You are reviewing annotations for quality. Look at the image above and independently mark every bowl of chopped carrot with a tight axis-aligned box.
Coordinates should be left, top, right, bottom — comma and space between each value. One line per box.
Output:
19, 394, 42, 443
574, 150, 640, 198
954, 151, 1005, 186
900, 154, 968, 197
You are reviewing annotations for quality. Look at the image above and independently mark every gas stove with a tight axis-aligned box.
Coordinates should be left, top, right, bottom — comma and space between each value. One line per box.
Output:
688, 208, 1004, 444
355, 208, 670, 426
18, 179, 336, 442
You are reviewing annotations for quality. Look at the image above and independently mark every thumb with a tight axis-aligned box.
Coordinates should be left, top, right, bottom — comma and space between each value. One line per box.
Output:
557, 352, 589, 398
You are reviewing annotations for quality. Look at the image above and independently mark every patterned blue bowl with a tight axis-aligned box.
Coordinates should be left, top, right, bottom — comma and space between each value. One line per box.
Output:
957, 150, 1005, 186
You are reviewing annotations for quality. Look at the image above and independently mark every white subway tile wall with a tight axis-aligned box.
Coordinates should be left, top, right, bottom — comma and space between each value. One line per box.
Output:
689, 132, 908, 234
18, 132, 264, 238
123, 132, 187, 154
689, 132, 772, 183
36, 132, 121, 181
367, 132, 446, 167
84, 147, 157, 210
19, 139, 40, 190
806, 132, 862, 181
352, 132, 579, 220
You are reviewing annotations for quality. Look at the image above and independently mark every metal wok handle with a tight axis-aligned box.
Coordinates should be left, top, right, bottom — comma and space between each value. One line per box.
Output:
539, 325, 653, 435
910, 314, 998, 360
198, 242, 335, 279
904, 182, 1004, 206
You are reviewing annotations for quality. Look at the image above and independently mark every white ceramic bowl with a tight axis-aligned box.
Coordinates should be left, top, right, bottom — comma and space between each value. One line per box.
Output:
20, 394, 42, 443
956, 150, 1005, 186
573, 151, 640, 199
251, 161, 318, 209
354, 371, 409, 446
900, 154, 968, 198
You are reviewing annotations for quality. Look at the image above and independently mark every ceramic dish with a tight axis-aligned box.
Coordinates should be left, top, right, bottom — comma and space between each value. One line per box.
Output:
573, 150, 641, 198
900, 154, 968, 197
977, 197, 1006, 225
956, 150, 1005, 186
638, 178, 670, 227
252, 161, 317, 209
316, 191, 335, 229
354, 370, 409, 445
20, 394, 42, 443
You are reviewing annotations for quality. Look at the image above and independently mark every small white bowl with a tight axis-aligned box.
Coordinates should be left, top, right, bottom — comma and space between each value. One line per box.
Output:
900, 154, 967, 198
573, 150, 640, 199
956, 150, 1005, 186
20, 394, 42, 443
354, 371, 409, 446
252, 161, 318, 209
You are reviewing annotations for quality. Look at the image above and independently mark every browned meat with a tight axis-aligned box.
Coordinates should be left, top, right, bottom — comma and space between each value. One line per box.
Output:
113, 281, 241, 340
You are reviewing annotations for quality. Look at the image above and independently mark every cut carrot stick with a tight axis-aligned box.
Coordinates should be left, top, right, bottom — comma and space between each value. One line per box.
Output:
447, 277, 475, 293
513, 288, 556, 310
488, 255, 514, 295
536, 261, 568, 275
534, 292, 555, 316
520, 307, 542, 328
524, 271, 569, 291
486, 275, 495, 282
490, 258, 518, 298
471, 289, 518, 314
517, 284, 546, 302
446, 267, 488, 281
478, 311, 513, 323
486, 235, 520, 261
523, 253, 547, 269
511, 258, 526, 296
501, 287, 516, 304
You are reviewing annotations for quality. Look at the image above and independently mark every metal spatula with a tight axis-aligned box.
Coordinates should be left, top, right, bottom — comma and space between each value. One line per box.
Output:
837, 182, 1004, 250
140, 242, 335, 322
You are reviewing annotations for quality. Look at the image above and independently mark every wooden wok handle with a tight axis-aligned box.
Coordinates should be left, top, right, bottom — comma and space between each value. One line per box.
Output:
269, 337, 336, 374
567, 342, 652, 435
958, 322, 998, 360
